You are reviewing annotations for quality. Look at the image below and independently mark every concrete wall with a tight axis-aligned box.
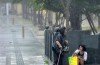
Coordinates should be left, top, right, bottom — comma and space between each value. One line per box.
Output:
66, 30, 100, 64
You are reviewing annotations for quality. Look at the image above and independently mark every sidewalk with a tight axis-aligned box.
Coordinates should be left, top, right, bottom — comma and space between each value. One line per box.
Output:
0, 15, 47, 65
12, 15, 46, 65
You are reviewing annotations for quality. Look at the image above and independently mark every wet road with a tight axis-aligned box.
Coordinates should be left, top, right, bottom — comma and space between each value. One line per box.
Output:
0, 15, 44, 65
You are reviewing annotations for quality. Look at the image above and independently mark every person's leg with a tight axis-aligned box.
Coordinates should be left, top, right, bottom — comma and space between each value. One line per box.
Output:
58, 53, 64, 65
53, 52, 59, 65
58, 55, 62, 65
62, 53, 68, 65
79, 59, 84, 65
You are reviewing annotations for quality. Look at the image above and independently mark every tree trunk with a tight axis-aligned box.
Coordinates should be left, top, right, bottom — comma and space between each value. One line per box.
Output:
22, 0, 27, 19
45, 10, 48, 26
48, 11, 53, 26
70, 2, 82, 30
55, 13, 59, 26
32, 6, 37, 26
98, 14, 100, 28
37, 10, 43, 29
60, 0, 71, 28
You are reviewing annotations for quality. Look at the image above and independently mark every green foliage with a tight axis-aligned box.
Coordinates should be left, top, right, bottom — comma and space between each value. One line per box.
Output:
33, 0, 44, 10
34, 0, 64, 12
86, 0, 100, 13
44, 0, 64, 12
12, 0, 22, 3
72, 0, 100, 13
34, 0, 100, 13
11, 0, 100, 13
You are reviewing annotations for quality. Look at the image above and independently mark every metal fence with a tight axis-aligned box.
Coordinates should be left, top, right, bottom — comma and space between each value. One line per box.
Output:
45, 27, 54, 61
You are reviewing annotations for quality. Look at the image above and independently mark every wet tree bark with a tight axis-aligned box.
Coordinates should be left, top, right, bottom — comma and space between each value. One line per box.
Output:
22, 0, 27, 19
55, 13, 59, 26
97, 14, 100, 28
60, 0, 70, 28
48, 11, 53, 26
70, 2, 82, 30
32, 7, 37, 26
37, 10, 43, 29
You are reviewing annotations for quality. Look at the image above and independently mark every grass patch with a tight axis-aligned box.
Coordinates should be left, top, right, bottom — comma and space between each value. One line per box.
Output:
44, 60, 49, 65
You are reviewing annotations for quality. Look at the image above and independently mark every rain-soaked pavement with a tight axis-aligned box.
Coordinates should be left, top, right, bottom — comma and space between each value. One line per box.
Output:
0, 15, 45, 65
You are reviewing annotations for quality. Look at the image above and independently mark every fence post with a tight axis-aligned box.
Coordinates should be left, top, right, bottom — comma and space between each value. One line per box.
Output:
44, 26, 49, 57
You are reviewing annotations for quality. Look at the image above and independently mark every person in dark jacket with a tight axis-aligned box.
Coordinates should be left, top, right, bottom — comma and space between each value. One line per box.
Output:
53, 27, 69, 65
